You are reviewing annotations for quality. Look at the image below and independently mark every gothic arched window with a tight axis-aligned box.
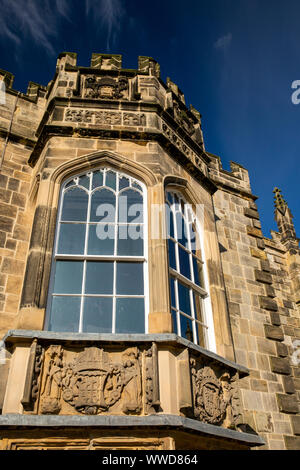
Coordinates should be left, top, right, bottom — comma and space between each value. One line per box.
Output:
46, 168, 148, 334
166, 190, 215, 349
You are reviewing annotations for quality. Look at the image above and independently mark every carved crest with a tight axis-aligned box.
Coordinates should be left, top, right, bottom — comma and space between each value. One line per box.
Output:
191, 364, 227, 424
39, 345, 145, 416
190, 358, 241, 428
84, 76, 128, 100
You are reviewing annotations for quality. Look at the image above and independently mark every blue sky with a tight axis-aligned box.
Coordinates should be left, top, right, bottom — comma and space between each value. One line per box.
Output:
0, 0, 299, 237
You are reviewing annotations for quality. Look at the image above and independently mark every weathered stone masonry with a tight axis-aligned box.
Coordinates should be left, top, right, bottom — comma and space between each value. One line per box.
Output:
0, 52, 299, 450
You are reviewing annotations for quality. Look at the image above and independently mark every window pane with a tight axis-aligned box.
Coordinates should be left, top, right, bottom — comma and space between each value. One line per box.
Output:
105, 170, 116, 190
79, 174, 90, 190
132, 181, 142, 192
87, 224, 115, 255
117, 225, 143, 256
53, 261, 83, 294
92, 171, 103, 190
193, 256, 205, 287
119, 176, 130, 190
119, 189, 143, 223
180, 314, 194, 342
179, 246, 191, 280
168, 239, 176, 270
195, 322, 206, 347
85, 261, 114, 294
193, 292, 204, 324
90, 189, 116, 222
170, 277, 176, 309
178, 282, 192, 316
116, 262, 144, 295
57, 223, 86, 254
166, 191, 173, 205
61, 188, 88, 222
82, 297, 113, 333
115, 298, 145, 333
49, 296, 80, 332
171, 308, 178, 335
175, 212, 189, 248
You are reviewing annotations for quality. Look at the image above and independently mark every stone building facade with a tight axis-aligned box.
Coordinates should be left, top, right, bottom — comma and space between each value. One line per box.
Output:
0, 52, 299, 450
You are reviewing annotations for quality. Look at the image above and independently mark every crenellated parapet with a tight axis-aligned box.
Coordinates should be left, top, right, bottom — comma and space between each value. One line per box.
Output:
0, 69, 47, 103
207, 152, 253, 199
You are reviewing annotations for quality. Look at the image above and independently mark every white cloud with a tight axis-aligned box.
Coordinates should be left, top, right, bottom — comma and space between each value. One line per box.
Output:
214, 33, 233, 51
86, 0, 125, 51
0, 0, 70, 55
0, 0, 125, 55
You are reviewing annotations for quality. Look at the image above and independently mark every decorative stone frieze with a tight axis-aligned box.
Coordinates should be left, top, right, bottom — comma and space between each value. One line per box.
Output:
37, 343, 159, 416
64, 108, 146, 127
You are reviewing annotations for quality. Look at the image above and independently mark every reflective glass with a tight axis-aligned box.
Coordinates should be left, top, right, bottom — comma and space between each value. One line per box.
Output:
180, 314, 194, 342
119, 176, 130, 190
82, 297, 113, 333
87, 224, 115, 255
170, 277, 176, 309
171, 308, 178, 335
193, 256, 204, 287
179, 246, 191, 280
193, 292, 204, 324
61, 188, 88, 222
105, 170, 117, 190
178, 282, 191, 316
168, 239, 176, 270
132, 181, 142, 192
119, 189, 143, 223
117, 225, 143, 256
175, 212, 189, 248
165, 204, 174, 239
116, 262, 144, 295
115, 298, 145, 334
90, 189, 116, 222
49, 296, 80, 332
79, 174, 90, 190
85, 262, 114, 294
166, 191, 173, 205
92, 171, 103, 190
53, 261, 83, 294
195, 322, 205, 347
57, 223, 86, 255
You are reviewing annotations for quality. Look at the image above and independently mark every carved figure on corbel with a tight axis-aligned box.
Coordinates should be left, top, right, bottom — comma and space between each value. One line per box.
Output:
144, 343, 160, 414
40, 345, 63, 415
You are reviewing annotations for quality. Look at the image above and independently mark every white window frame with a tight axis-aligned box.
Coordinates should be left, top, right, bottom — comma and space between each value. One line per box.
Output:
45, 167, 149, 334
166, 189, 216, 352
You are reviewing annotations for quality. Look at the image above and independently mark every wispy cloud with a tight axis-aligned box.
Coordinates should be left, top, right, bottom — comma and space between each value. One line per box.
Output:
86, 0, 125, 51
214, 33, 233, 51
0, 0, 125, 55
0, 0, 70, 55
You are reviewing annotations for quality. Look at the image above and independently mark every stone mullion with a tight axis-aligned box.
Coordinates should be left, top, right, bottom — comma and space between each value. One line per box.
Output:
147, 183, 172, 334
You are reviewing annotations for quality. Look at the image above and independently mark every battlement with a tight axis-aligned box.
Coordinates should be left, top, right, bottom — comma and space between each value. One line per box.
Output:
207, 152, 253, 197
0, 68, 47, 102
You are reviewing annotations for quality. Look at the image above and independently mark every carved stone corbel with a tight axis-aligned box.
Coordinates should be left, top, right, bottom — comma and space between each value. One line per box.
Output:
144, 343, 160, 414
40, 345, 63, 415
21, 339, 44, 412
